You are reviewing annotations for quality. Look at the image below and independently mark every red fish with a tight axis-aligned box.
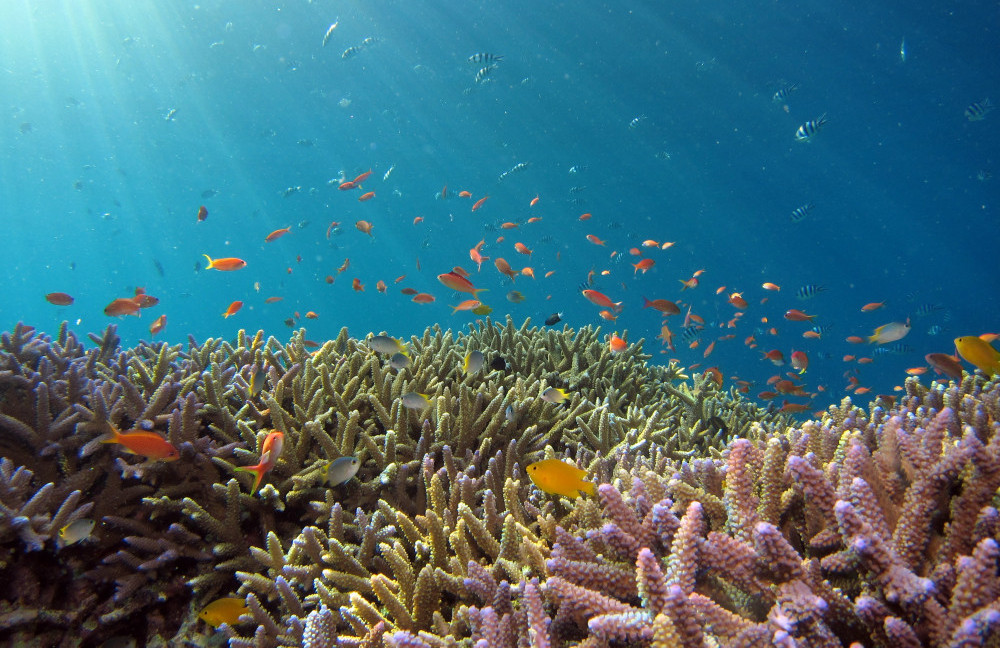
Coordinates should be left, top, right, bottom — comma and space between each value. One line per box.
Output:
494, 258, 518, 281
642, 297, 680, 315
197, 205, 208, 222
784, 309, 815, 322
45, 292, 74, 306
412, 293, 435, 303
102, 423, 179, 461
530, 195, 540, 207
222, 301, 243, 318
133, 288, 159, 308
104, 298, 142, 317
582, 289, 622, 313
586, 234, 606, 246
358, 191, 375, 202
236, 430, 284, 492
471, 196, 489, 212
514, 242, 532, 256
352, 169, 373, 184
608, 333, 627, 353
338, 180, 357, 191
356, 220, 374, 236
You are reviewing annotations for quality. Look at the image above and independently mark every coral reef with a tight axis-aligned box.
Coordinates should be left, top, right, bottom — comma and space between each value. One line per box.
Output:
1, 317, 997, 647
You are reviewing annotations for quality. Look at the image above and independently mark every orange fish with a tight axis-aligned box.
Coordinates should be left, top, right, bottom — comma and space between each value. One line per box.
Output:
544, 270, 555, 278
325, 221, 341, 239
470, 240, 489, 271
352, 278, 364, 292
203, 255, 247, 271
412, 293, 436, 303
356, 221, 374, 236
598, 310, 618, 321
661, 242, 675, 249
305, 311, 319, 319
131, 288, 158, 309
197, 205, 208, 222
223, 301, 243, 318
149, 314, 167, 337
102, 423, 179, 461
582, 289, 622, 313
608, 333, 627, 354
413, 216, 424, 225
235, 430, 284, 492
905, 367, 928, 375
761, 282, 781, 291
440, 184, 448, 199
514, 242, 532, 256
338, 258, 351, 274
265, 227, 291, 242
325, 275, 335, 284
703, 340, 716, 358
521, 267, 535, 279
104, 298, 142, 317
861, 302, 885, 312
458, 190, 472, 198
438, 272, 486, 297
265, 296, 283, 303
394, 275, 406, 283
376, 280, 387, 293
579, 212, 592, 221
352, 169, 373, 184
657, 324, 675, 350
642, 297, 680, 315
630, 248, 642, 256
763, 349, 785, 365
471, 195, 489, 212
802, 330, 822, 339
45, 292, 74, 306
784, 309, 816, 322
451, 299, 482, 313
527, 217, 542, 223
501, 222, 519, 229
641, 240, 659, 248
586, 234, 606, 246
358, 191, 375, 202
338, 180, 357, 191
679, 278, 699, 290
530, 195, 540, 207
728, 292, 748, 309
846, 336, 865, 344
494, 258, 518, 281
401, 288, 419, 296
632, 258, 655, 274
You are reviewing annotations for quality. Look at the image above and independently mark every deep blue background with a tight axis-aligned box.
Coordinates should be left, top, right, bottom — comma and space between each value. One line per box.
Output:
1, 0, 997, 408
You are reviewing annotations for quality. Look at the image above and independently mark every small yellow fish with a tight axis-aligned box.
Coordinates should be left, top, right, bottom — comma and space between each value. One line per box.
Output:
464, 350, 484, 374
526, 459, 596, 499
58, 518, 96, 547
540, 387, 568, 404
198, 597, 249, 629
471, 303, 493, 316
955, 336, 1000, 376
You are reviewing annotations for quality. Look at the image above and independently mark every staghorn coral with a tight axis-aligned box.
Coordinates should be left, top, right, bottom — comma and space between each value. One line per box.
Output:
3, 318, 996, 647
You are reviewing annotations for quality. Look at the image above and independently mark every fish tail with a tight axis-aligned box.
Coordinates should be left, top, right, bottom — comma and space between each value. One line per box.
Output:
581, 480, 597, 497
473, 288, 490, 298
203, 254, 214, 269
100, 424, 122, 445
235, 464, 265, 492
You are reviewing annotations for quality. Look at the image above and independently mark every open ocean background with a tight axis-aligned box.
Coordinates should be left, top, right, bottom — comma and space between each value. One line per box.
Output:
1, 0, 997, 412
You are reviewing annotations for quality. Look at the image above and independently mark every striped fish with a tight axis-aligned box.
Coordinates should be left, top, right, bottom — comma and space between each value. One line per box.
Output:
474, 65, 496, 84
790, 203, 814, 223
914, 303, 942, 317
772, 83, 798, 104
965, 99, 994, 121
872, 343, 915, 355
795, 284, 825, 300
469, 53, 503, 64
795, 114, 828, 141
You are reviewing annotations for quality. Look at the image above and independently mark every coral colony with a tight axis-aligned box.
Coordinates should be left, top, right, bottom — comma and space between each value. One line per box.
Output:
0, 318, 998, 647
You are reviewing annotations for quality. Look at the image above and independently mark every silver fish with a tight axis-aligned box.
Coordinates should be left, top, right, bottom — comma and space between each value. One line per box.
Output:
324, 456, 359, 486
463, 350, 484, 374
322, 20, 339, 47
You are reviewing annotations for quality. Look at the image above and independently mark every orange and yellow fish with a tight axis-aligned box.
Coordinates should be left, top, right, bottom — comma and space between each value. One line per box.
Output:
264, 227, 291, 242
102, 423, 179, 461
236, 430, 284, 492
526, 459, 596, 499
203, 255, 247, 271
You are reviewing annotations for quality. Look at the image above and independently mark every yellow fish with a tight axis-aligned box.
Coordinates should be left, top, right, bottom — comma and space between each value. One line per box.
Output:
526, 459, 596, 499
198, 597, 249, 629
58, 518, 96, 547
955, 336, 1000, 376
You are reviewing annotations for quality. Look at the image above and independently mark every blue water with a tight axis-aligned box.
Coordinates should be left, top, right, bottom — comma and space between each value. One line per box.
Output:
2, 0, 997, 409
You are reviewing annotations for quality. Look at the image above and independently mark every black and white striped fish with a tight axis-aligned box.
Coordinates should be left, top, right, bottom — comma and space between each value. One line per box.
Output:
469, 53, 503, 64
795, 114, 827, 141
790, 203, 814, 223
914, 303, 942, 317
965, 99, 994, 121
772, 83, 798, 104
474, 65, 496, 84
795, 284, 826, 300
498, 162, 529, 182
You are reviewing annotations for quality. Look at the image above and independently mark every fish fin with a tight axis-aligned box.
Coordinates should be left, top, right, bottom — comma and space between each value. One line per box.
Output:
203, 254, 214, 269
234, 465, 265, 492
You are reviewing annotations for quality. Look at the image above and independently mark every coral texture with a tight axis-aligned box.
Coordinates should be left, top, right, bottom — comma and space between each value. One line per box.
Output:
1, 319, 997, 648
